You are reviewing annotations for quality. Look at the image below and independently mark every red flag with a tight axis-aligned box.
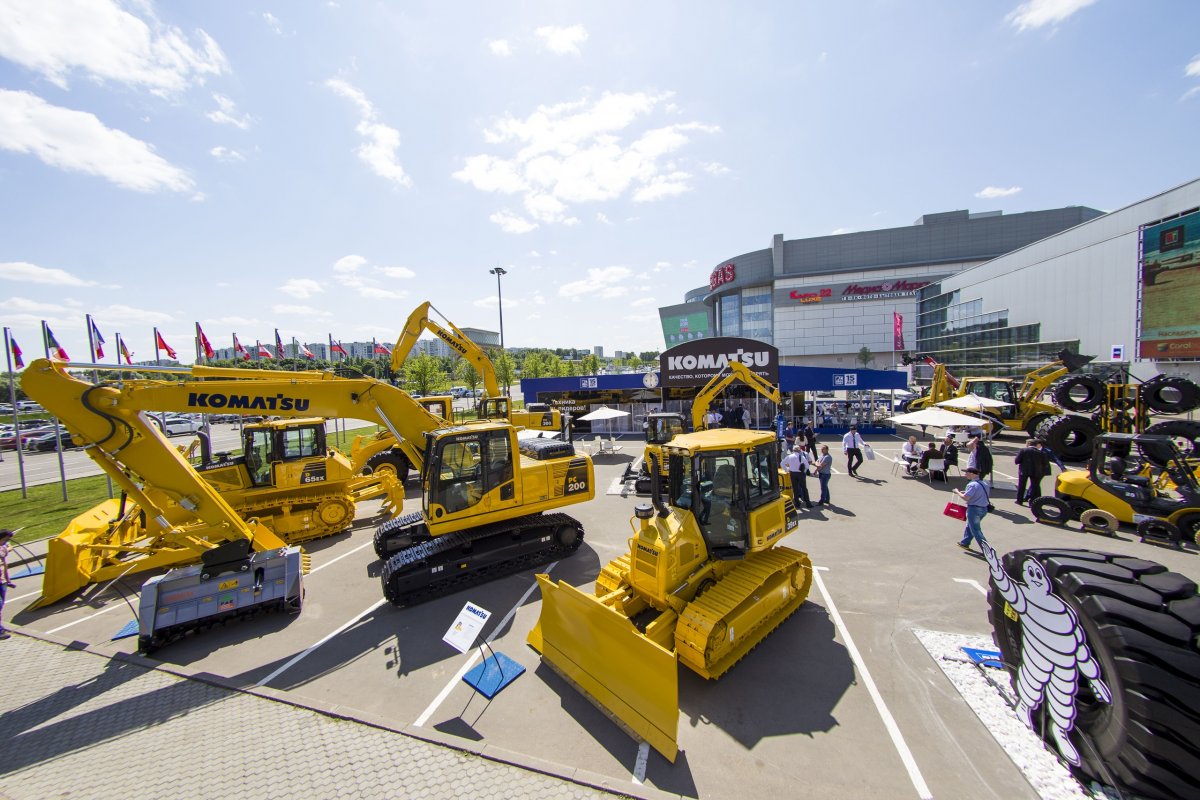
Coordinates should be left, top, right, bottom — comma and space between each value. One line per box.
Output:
10, 337, 24, 369
155, 329, 177, 360
275, 329, 286, 359
44, 324, 68, 360
299, 343, 316, 359
234, 334, 250, 360
257, 341, 274, 359
373, 340, 391, 355
89, 317, 106, 359
893, 312, 904, 351
331, 340, 347, 355
119, 338, 134, 365
197, 323, 215, 360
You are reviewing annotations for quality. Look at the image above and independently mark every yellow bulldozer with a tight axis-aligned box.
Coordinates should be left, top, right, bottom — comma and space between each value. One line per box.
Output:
529, 427, 809, 761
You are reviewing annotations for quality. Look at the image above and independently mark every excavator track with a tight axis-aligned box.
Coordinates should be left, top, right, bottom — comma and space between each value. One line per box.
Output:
373, 511, 427, 558
381, 512, 584, 607
675, 547, 812, 679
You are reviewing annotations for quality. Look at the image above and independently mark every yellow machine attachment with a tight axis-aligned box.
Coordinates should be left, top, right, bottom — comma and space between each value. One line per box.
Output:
529, 428, 811, 761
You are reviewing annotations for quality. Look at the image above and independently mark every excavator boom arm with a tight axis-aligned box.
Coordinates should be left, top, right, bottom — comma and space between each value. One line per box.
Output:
691, 361, 781, 430
391, 301, 502, 397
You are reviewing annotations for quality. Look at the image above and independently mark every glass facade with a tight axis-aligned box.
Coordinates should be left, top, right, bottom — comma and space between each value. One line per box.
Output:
718, 294, 741, 337
740, 287, 773, 344
915, 283, 1079, 378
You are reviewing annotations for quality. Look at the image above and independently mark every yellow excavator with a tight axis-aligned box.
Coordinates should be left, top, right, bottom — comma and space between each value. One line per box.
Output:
351, 301, 561, 483
630, 360, 781, 495
529, 427, 809, 761
22, 357, 594, 608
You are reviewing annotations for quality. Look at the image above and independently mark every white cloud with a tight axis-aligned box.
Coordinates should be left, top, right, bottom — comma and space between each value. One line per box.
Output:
0, 260, 99, 287
488, 39, 512, 57
263, 12, 282, 35
207, 94, 251, 129
0, 296, 70, 313
0, 0, 228, 94
558, 266, 633, 298
1006, 0, 1096, 32
535, 24, 588, 56
93, 303, 171, 323
330, 255, 414, 298
455, 91, 718, 230
489, 209, 538, 234
272, 303, 332, 317
631, 297, 657, 307
0, 90, 194, 192
326, 78, 412, 187
831, 227, 852, 235
376, 266, 416, 279
1184, 55, 1200, 101
210, 146, 244, 162
702, 161, 731, 176
280, 278, 324, 298
473, 296, 521, 309
207, 315, 263, 327
976, 185, 1022, 198
596, 212, 612, 225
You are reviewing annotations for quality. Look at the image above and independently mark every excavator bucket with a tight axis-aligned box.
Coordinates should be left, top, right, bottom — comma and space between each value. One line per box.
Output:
30, 499, 131, 609
528, 574, 680, 762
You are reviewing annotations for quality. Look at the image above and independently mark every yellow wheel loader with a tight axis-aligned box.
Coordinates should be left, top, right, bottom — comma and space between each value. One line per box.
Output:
529, 427, 809, 761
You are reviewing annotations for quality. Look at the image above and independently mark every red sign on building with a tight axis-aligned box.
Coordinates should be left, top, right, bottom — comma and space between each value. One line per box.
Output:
709, 263, 736, 291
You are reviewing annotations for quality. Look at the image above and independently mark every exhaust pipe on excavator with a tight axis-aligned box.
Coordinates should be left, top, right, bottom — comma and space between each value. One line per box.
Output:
649, 452, 670, 518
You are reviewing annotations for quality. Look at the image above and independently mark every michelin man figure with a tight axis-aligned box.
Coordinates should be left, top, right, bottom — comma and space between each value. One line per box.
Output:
983, 541, 1112, 765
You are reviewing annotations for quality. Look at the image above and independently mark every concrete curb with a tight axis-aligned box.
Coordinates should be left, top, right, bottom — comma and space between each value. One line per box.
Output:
9, 626, 683, 800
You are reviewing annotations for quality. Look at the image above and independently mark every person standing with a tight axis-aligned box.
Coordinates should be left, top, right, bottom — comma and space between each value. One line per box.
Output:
842, 424, 865, 478
954, 467, 990, 551
967, 434, 994, 487
803, 421, 819, 459
704, 407, 721, 430
1014, 438, 1048, 505
0, 529, 15, 639
814, 445, 833, 505
729, 404, 747, 429
782, 445, 813, 509
784, 420, 797, 453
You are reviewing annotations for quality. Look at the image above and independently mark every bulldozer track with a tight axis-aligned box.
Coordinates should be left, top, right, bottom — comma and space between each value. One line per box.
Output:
676, 547, 812, 679
380, 512, 585, 607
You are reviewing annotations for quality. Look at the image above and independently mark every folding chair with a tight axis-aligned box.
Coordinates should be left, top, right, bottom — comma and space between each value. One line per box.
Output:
890, 457, 904, 477
925, 458, 946, 485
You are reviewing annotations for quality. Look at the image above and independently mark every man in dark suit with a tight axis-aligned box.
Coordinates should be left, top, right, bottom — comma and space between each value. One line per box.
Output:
1014, 438, 1049, 505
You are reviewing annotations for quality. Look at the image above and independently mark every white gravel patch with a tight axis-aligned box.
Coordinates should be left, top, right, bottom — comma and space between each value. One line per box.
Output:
913, 629, 1118, 800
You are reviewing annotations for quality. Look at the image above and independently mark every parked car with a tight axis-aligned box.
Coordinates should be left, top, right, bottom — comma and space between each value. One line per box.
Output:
0, 420, 54, 449
156, 417, 202, 437
25, 428, 80, 452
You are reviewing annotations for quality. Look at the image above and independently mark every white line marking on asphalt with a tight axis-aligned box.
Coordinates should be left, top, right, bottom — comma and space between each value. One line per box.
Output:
954, 578, 987, 596
309, 539, 374, 574
45, 600, 128, 634
255, 598, 386, 688
11, 589, 43, 602
414, 563, 556, 728
632, 741, 650, 785
812, 568, 933, 800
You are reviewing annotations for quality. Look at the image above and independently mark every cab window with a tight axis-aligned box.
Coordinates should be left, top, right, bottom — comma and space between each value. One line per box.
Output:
431, 435, 483, 514
483, 431, 514, 498
743, 444, 777, 506
280, 426, 323, 460
245, 429, 274, 487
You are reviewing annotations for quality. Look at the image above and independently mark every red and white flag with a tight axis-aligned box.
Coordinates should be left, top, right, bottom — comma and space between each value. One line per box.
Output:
299, 342, 316, 359
233, 333, 250, 360
330, 339, 347, 356
89, 316, 106, 359
197, 323, 215, 360
155, 329, 178, 360
373, 340, 391, 355
257, 341, 274, 359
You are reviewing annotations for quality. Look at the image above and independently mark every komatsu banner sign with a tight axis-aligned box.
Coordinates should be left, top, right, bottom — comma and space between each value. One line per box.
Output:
660, 337, 779, 387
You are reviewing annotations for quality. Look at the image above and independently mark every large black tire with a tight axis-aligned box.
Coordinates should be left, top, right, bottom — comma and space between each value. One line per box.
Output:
1140, 376, 1200, 415
1143, 420, 1200, 459
987, 548, 1200, 799
1023, 413, 1053, 437
363, 448, 411, 484
1052, 375, 1106, 412
1037, 414, 1100, 462
1031, 496, 1072, 526
1176, 513, 1200, 547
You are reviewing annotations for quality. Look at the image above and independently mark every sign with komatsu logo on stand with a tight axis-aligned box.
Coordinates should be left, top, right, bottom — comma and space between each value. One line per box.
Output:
659, 336, 779, 387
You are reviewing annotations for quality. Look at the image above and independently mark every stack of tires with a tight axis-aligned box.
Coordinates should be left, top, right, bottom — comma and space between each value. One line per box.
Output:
1038, 373, 1200, 462
988, 548, 1200, 799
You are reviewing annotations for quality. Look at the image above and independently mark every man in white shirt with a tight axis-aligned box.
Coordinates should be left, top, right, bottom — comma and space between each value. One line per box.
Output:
841, 424, 865, 478
781, 445, 813, 509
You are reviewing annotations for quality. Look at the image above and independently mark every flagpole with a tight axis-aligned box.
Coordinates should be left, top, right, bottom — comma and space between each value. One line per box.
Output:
4, 328, 27, 498
195, 322, 202, 364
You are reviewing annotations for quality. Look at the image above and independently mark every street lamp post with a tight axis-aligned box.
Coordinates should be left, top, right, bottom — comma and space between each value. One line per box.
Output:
490, 266, 508, 395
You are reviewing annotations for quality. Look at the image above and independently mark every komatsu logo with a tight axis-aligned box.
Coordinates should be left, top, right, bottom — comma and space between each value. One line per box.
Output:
188, 392, 311, 412
666, 349, 770, 371
435, 329, 468, 355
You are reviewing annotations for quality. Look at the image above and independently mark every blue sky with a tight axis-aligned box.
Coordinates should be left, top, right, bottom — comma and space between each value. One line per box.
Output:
1, 0, 1198, 363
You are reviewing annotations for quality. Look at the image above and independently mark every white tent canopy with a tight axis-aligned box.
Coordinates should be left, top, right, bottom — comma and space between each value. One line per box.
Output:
936, 393, 1012, 410
578, 406, 630, 421
888, 407, 995, 429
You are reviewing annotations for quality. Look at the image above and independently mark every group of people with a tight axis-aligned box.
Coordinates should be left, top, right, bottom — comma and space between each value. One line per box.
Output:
704, 403, 751, 429
899, 435, 963, 480
781, 442, 833, 508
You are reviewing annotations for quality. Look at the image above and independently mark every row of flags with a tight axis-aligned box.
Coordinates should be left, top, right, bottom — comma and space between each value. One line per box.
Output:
5, 319, 393, 370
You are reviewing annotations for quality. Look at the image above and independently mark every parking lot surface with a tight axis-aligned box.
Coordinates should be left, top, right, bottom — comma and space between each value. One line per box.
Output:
4, 430, 1198, 799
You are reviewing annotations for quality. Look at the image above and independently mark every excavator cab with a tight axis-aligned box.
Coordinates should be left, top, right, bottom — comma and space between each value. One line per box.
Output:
645, 412, 686, 445
423, 425, 517, 520
478, 396, 511, 422
242, 420, 327, 488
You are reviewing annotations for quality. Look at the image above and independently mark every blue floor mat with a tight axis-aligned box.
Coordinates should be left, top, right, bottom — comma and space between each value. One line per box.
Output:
462, 651, 525, 699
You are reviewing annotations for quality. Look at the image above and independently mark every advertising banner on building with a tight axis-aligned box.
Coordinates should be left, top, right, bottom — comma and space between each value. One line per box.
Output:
659, 304, 712, 346
659, 336, 779, 387
893, 312, 904, 350
1139, 209, 1200, 359
774, 275, 948, 306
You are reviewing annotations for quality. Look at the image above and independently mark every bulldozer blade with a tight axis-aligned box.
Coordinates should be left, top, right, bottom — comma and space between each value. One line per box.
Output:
1058, 349, 1096, 372
528, 574, 680, 763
